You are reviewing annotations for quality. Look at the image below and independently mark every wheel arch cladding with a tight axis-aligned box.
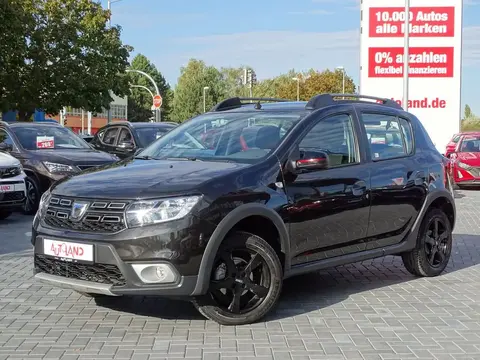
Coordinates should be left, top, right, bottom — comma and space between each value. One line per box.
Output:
192, 203, 290, 296
428, 195, 455, 231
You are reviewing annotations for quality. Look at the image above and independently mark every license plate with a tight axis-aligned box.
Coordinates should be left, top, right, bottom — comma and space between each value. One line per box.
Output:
0, 185, 13, 193
43, 239, 94, 263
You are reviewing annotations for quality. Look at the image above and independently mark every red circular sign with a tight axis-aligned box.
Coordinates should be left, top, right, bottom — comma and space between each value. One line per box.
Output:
153, 94, 162, 108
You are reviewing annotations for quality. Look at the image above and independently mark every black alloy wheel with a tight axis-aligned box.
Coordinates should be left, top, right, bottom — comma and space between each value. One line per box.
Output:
24, 176, 40, 215
193, 231, 283, 325
402, 208, 452, 277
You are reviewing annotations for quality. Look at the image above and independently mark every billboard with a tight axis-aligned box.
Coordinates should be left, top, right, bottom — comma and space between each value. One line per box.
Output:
360, 0, 463, 152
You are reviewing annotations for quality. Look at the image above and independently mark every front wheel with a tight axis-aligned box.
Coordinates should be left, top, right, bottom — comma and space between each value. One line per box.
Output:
193, 231, 283, 325
402, 208, 452, 277
0, 210, 12, 220
23, 176, 40, 215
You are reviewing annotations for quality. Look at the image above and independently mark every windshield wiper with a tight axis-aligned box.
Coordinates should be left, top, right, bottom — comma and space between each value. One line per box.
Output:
134, 155, 157, 160
166, 157, 202, 161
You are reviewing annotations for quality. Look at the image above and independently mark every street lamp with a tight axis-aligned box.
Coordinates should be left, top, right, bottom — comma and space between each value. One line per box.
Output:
292, 77, 300, 101
130, 85, 154, 102
336, 66, 346, 94
203, 86, 209, 113
126, 69, 161, 121
106, 0, 123, 123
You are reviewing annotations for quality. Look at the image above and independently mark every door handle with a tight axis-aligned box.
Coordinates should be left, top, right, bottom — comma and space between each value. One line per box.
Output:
352, 180, 367, 196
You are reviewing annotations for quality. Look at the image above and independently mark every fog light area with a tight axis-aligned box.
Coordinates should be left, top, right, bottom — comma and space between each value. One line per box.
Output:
131, 263, 177, 284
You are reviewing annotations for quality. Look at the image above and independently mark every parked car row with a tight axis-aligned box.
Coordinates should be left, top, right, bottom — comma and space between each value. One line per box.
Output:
0, 120, 178, 217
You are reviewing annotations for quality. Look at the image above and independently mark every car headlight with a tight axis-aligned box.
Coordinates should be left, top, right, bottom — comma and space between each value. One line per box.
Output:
34, 189, 52, 222
457, 161, 470, 170
126, 196, 202, 228
43, 161, 78, 173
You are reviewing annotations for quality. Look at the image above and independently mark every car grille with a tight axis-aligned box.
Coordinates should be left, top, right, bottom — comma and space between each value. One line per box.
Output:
0, 166, 21, 179
0, 191, 24, 202
35, 254, 126, 286
43, 196, 129, 233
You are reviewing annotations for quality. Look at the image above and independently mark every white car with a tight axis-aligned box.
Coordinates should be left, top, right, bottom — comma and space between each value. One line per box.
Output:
0, 151, 26, 220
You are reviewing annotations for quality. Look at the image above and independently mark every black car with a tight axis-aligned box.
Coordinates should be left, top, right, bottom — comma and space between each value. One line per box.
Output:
0, 121, 118, 214
90, 122, 177, 159
31, 94, 455, 325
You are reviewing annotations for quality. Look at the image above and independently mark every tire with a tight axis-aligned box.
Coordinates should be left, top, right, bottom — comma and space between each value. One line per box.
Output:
402, 208, 452, 277
193, 231, 283, 325
0, 210, 12, 220
23, 176, 40, 215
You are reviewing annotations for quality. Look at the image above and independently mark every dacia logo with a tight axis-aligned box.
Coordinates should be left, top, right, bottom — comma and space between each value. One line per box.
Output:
70, 201, 90, 222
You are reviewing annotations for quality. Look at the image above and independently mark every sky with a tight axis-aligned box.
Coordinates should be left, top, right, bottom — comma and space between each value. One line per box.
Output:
102, 0, 480, 115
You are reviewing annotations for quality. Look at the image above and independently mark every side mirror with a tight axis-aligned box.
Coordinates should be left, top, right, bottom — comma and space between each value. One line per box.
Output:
118, 141, 135, 150
287, 151, 329, 173
0, 143, 13, 152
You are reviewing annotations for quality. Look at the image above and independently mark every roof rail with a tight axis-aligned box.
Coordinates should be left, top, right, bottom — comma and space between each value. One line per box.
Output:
305, 93, 403, 111
211, 97, 289, 112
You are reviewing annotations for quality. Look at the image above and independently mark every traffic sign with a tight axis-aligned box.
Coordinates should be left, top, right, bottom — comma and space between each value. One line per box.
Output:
153, 94, 162, 108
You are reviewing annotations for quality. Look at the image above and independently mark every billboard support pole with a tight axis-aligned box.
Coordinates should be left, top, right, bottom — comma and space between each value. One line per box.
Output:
403, 0, 410, 111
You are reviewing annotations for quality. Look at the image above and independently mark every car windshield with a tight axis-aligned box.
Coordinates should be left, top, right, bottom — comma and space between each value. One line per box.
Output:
138, 111, 303, 163
136, 127, 173, 148
460, 138, 480, 152
11, 125, 90, 150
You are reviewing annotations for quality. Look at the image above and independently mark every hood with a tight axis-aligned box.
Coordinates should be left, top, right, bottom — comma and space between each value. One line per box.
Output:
0, 152, 20, 167
51, 158, 250, 199
27, 148, 117, 165
457, 152, 480, 166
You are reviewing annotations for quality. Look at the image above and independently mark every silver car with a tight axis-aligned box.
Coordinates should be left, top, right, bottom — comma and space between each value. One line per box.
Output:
0, 151, 26, 220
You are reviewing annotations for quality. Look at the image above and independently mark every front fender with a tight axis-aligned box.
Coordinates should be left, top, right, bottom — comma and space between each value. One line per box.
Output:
191, 203, 290, 295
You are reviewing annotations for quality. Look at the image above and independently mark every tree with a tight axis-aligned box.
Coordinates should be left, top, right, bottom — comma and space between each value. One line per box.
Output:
276, 69, 356, 101
172, 59, 224, 121
464, 104, 473, 120
127, 54, 172, 122
0, 0, 132, 121
219, 67, 251, 98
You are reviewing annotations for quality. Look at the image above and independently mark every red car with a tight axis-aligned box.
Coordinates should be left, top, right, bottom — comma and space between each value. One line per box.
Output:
449, 134, 480, 187
445, 131, 480, 157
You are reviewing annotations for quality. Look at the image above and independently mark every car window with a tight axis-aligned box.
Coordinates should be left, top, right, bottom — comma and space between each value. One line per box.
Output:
96, 129, 106, 141
460, 137, 480, 152
11, 125, 90, 150
452, 134, 460, 143
0, 130, 14, 147
102, 128, 119, 145
299, 114, 358, 167
139, 111, 303, 164
136, 127, 172, 148
118, 128, 134, 145
362, 113, 411, 160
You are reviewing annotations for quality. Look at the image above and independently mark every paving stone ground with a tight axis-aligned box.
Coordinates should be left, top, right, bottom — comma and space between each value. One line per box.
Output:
1, 190, 480, 360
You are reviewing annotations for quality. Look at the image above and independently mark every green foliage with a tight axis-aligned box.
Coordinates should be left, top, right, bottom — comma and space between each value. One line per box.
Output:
464, 104, 473, 120
172, 59, 225, 121
0, 0, 132, 121
127, 54, 172, 122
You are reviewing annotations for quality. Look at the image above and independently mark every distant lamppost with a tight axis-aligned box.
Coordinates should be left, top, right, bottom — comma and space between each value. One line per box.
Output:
336, 66, 346, 94
106, 0, 123, 123
292, 77, 300, 101
203, 86, 209, 113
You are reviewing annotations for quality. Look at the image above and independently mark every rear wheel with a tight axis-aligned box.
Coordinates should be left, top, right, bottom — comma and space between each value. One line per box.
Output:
0, 210, 12, 220
402, 208, 452, 277
193, 231, 283, 325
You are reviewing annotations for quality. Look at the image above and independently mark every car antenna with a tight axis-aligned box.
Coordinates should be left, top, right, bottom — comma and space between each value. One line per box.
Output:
254, 101, 262, 110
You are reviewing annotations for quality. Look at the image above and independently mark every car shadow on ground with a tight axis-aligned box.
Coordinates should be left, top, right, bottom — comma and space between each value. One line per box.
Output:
94, 233, 480, 323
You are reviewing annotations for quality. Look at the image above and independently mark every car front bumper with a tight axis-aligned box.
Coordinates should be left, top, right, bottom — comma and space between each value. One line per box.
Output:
32, 214, 217, 297
0, 176, 26, 210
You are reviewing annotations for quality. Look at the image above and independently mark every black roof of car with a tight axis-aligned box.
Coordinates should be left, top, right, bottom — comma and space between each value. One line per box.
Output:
208, 94, 403, 113
1, 121, 62, 128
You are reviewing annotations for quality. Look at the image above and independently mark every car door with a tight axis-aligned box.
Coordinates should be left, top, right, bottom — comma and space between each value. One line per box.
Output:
94, 126, 120, 155
359, 110, 427, 249
114, 127, 136, 159
283, 111, 371, 266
